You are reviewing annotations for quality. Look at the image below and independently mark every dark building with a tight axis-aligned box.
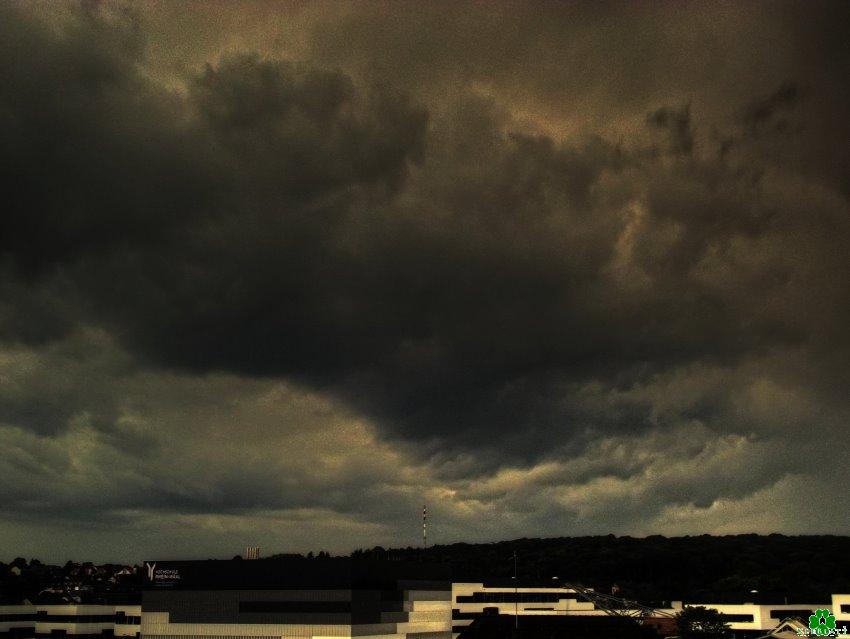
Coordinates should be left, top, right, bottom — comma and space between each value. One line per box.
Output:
140, 558, 452, 639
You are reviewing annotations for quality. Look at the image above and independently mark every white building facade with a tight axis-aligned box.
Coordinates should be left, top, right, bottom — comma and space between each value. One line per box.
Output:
3, 583, 848, 639
451, 583, 850, 637
0, 604, 141, 639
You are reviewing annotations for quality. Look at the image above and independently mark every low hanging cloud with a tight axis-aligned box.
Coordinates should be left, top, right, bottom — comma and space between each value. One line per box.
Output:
0, 1, 848, 560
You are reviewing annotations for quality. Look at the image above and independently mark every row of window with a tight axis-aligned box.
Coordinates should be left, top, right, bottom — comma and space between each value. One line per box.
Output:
770, 609, 813, 620
456, 592, 578, 603
0, 634, 112, 639
35, 616, 119, 624
0, 616, 37, 623
0, 615, 139, 625
453, 608, 838, 624
238, 601, 352, 613
719, 614, 754, 623
453, 599, 840, 623
455, 610, 820, 624
716, 609, 841, 624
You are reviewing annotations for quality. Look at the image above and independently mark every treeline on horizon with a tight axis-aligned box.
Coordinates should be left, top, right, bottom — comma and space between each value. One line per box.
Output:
4, 535, 849, 606
343, 534, 850, 605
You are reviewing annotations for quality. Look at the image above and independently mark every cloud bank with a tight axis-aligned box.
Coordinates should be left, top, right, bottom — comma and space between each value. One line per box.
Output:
0, 0, 848, 561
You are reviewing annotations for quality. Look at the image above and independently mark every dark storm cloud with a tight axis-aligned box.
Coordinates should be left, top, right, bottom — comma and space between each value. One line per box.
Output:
647, 104, 693, 156
742, 83, 802, 135
0, 0, 849, 557
0, 3, 220, 279
2, 1, 849, 457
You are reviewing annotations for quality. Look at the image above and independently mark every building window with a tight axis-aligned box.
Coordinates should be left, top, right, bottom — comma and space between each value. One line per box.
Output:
457, 592, 565, 603
238, 601, 352, 613
770, 609, 815, 620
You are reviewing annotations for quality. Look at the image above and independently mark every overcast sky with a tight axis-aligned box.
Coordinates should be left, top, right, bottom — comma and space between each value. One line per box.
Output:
1, 0, 848, 564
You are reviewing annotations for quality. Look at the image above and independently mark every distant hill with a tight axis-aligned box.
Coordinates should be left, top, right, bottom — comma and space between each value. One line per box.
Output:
347, 534, 850, 604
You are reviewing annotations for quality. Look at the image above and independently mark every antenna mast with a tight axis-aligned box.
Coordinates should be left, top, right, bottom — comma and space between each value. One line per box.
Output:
422, 504, 427, 548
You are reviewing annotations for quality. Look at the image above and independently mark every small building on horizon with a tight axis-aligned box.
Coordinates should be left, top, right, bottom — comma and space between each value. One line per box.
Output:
244, 547, 260, 561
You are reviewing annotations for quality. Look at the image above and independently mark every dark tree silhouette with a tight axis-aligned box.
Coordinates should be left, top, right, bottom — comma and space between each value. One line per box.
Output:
676, 606, 731, 639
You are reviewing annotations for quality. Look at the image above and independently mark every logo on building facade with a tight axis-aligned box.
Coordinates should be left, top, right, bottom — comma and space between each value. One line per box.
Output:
808, 609, 837, 636
144, 562, 181, 585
